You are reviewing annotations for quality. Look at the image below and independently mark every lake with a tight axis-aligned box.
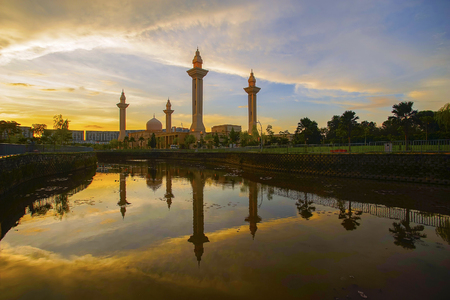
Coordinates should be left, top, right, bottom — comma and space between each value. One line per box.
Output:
1, 159, 449, 300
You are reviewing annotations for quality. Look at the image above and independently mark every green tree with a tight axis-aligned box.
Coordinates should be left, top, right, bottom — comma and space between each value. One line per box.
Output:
229, 127, 239, 147
390, 101, 418, 150
338, 111, 359, 152
213, 132, 220, 147
150, 133, 157, 149
123, 136, 129, 149
294, 117, 321, 144
109, 139, 120, 149
138, 136, 145, 148
184, 134, 196, 149
0, 120, 21, 142
53, 115, 71, 145
240, 131, 251, 147
204, 134, 213, 149
435, 103, 450, 132
266, 124, 274, 145
129, 137, 136, 149
326, 115, 341, 143
32, 123, 47, 139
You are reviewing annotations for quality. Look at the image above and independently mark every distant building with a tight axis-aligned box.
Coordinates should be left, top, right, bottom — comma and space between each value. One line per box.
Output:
85, 130, 143, 144
44, 129, 85, 143
18, 126, 33, 138
211, 124, 242, 136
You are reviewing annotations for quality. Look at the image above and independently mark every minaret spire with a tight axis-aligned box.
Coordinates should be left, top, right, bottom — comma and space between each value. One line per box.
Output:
164, 98, 174, 134
187, 49, 208, 138
117, 90, 129, 141
244, 70, 261, 134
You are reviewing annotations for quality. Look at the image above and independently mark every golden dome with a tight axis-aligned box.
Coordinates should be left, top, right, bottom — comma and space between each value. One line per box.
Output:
146, 115, 162, 132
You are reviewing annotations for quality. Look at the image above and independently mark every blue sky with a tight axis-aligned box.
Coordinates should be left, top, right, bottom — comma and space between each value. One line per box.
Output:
0, 0, 449, 133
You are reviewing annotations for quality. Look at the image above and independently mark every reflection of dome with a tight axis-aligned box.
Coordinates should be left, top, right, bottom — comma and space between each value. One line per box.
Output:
146, 116, 162, 132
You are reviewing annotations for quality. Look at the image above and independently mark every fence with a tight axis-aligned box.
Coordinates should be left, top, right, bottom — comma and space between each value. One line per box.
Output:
0, 143, 93, 158
243, 139, 450, 154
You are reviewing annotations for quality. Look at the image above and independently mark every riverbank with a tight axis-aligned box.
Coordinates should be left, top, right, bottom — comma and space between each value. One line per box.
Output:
96, 151, 450, 185
0, 152, 97, 195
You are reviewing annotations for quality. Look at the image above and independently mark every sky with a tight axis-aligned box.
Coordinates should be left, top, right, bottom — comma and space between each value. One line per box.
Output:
0, 0, 449, 133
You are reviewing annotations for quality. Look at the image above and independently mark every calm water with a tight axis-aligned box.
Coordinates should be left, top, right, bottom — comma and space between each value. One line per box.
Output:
1, 160, 449, 300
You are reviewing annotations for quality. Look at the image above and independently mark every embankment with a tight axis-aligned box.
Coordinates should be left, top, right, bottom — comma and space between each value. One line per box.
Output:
0, 152, 97, 195
96, 151, 450, 185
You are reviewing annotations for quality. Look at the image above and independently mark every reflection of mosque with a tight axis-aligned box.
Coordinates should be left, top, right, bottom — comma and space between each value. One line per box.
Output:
113, 163, 262, 264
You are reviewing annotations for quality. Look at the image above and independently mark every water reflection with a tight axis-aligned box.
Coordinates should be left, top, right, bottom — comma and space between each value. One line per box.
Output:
187, 170, 209, 265
1, 161, 450, 299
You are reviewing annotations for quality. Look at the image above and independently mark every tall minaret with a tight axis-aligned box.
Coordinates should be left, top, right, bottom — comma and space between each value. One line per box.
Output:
187, 48, 208, 137
117, 90, 129, 141
163, 98, 174, 133
244, 70, 261, 134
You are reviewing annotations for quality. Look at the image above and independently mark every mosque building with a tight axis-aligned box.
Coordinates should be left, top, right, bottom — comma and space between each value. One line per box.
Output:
120, 49, 260, 148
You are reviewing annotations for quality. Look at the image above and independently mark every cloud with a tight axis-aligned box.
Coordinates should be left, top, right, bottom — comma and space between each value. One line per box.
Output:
238, 105, 247, 108
6, 82, 34, 87
85, 125, 103, 129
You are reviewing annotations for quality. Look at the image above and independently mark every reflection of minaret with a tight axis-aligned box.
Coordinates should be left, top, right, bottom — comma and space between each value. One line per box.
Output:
117, 90, 129, 141
164, 166, 174, 209
188, 172, 209, 265
117, 172, 130, 219
244, 70, 261, 134
164, 99, 174, 133
187, 48, 208, 137
245, 181, 262, 239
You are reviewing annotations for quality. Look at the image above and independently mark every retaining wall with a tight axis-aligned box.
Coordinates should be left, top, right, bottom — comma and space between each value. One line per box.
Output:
0, 152, 97, 195
96, 151, 450, 185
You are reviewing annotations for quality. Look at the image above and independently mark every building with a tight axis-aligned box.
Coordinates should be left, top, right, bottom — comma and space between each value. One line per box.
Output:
128, 100, 190, 149
85, 130, 143, 144
211, 124, 241, 136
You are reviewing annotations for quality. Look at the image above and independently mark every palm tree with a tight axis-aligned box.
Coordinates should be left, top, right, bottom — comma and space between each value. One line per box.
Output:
296, 193, 315, 220
389, 208, 426, 249
390, 101, 417, 151
123, 136, 129, 149
338, 111, 359, 152
138, 136, 145, 149
338, 200, 361, 231
129, 137, 136, 149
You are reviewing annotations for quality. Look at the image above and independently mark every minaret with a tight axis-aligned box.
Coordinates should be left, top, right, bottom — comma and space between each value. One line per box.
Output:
245, 181, 262, 239
163, 99, 174, 133
164, 165, 174, 209
187, 48, 208, 137
244, 70, 261, 134
188, 171, 209, 266
117, 172, 130, 219
117, 90, 129, 141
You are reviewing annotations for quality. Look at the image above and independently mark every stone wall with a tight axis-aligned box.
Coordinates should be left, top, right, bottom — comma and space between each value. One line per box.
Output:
0, 152, 97, 195
96, 151, 450, 185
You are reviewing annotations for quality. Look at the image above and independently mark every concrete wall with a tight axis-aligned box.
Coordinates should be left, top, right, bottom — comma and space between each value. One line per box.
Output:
0, 152, 97, 195
96, 151, 450, 185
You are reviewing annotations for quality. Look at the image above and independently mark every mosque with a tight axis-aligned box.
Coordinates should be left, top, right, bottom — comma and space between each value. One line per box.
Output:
117, 49, 261, 148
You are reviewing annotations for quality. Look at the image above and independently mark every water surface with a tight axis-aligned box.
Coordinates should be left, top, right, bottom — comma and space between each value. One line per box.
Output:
1, 160, 449, 300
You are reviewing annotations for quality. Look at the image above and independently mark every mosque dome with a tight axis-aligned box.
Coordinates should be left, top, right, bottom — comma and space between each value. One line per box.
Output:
146, 115, 163, 132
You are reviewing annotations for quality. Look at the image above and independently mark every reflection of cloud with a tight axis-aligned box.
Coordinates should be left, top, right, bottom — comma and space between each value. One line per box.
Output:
17, 227, 50, 236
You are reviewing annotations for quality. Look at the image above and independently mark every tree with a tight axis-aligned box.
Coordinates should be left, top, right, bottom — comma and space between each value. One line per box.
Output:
138, 136, 145, 148
32, 124, 47, 139
240, 131, 251, 147
123, 136, 129, 149
278, 130, 290, 145
53, 115, 71, 145
150, 133, 157, 149
390, 101, 418, 150
184, 134, 196, 149
203, 134, 213, 149
109, 139, 120, 149
129, 137, 136, 149
213, 132, 220, 147
338, 111, 359, 152
0, 120, 21, 142
266, 124, 275, 145
229, 127, 239, 147
435, 103, 450, 132
294, 117, 321, 144
326, 115, 341, 143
